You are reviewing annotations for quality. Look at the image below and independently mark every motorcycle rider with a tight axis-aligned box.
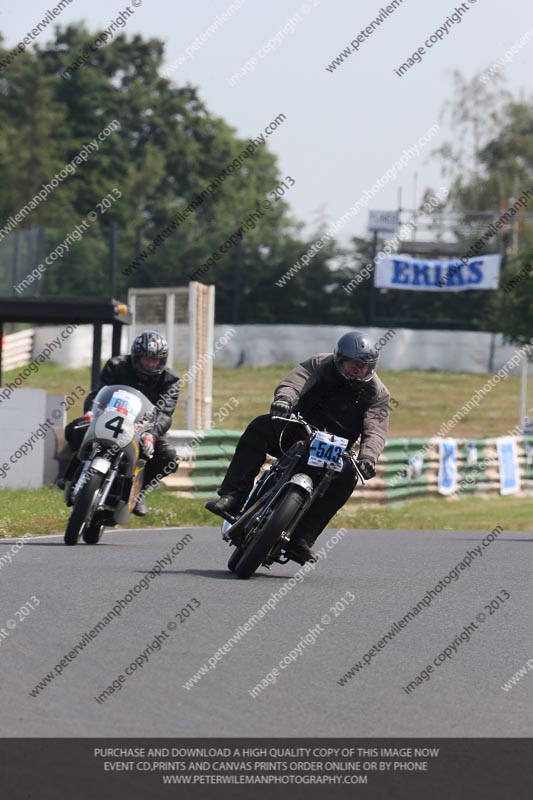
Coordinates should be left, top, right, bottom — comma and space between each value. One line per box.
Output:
62, 330, 179, 516
206, 330, 391, 563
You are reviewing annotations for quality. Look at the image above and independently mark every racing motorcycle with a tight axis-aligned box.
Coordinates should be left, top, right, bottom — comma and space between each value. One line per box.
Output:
220, 413, 366, 579
63, 385, 155, 546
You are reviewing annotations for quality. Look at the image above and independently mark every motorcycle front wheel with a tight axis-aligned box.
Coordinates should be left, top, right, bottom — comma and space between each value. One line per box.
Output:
227, 546, 243, 573
64, 473, 104, 546
234, 485, 308, 579
82, 515, 106, 545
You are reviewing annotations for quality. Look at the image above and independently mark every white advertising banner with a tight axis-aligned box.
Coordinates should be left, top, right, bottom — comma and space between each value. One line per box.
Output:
374, 254, 501, 291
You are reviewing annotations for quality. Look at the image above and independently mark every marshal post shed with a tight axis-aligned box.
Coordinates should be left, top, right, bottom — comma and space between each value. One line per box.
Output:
0, 297, 131, 389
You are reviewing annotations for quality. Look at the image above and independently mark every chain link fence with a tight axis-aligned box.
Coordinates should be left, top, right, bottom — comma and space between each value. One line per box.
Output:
0, 226, 45, 298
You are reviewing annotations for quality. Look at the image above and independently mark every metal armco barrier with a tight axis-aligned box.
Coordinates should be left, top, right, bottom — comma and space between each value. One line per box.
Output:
164, 430, 533, 503
2, 328, 35, 371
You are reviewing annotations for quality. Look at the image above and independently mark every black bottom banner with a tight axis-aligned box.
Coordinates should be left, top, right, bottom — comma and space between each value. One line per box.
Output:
2, 738, 532, 799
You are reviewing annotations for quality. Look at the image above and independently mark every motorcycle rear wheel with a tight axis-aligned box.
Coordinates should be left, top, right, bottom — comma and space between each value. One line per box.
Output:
234, 485, 307, 579
64, 473, 104, 546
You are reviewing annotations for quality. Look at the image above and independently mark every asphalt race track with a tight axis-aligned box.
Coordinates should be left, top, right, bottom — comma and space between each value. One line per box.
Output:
1, 525, 532, 737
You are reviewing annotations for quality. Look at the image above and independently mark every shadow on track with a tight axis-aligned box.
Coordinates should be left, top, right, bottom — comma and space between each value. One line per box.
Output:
179, 568, 303, 581
18, 541, 122, 547
132, 568, 236, 581
456, 537, 533, 543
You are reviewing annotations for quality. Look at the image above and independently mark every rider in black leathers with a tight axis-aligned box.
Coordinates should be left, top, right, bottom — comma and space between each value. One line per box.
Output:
206, 330, 391, 563
62, 330, 179, 516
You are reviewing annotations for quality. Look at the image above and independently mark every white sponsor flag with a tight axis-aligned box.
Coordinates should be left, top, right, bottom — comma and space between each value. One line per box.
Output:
374, 254, 501, 291
496, 436, 521, 495
437, 438, 458, 496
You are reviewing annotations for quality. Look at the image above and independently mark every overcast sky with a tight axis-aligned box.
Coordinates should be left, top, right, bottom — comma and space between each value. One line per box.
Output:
2, 0, 532, 242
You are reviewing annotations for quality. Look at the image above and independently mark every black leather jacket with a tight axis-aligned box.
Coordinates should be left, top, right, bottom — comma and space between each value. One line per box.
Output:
84, 355, 179, 438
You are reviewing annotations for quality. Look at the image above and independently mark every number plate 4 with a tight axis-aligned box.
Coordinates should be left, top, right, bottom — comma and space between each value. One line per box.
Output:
94, 408, 135, 447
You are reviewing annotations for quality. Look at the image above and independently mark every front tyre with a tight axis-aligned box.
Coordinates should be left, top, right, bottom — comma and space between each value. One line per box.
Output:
227, 546, 243, 573
64, 473, 104, 546
82, 517, 105, 545
234, 485, 308, 579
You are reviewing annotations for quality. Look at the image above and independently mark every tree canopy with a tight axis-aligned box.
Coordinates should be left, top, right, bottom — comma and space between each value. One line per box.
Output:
0, 25, 341, 322
1, 31, 532, 333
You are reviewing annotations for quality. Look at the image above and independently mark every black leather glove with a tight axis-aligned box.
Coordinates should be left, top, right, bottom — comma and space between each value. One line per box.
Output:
270, 399, 292, 418
356, 459, 376, 480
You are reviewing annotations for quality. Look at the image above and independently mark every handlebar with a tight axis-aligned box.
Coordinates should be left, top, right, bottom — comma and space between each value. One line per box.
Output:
272, 413, 366, 485
271, 412, 316, 436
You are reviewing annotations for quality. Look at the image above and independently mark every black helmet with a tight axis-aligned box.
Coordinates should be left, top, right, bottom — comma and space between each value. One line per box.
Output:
334, 330, 378, 384
131, 330, 168, 379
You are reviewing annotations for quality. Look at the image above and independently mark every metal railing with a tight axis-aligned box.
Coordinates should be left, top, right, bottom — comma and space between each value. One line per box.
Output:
1, 328, 35, 371
164, 430, 533, 503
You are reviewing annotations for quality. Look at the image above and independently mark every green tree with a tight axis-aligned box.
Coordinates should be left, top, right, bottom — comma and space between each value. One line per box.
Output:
0, 25, 344, 322
341, 71, 533, 333
432, 72, 533, 342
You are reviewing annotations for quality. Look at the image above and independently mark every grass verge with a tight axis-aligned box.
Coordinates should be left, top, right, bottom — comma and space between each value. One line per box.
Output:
1, 361, 528, 437
1, 488, 531, 538
1, 362, 530, 537
0, 487, 214, 538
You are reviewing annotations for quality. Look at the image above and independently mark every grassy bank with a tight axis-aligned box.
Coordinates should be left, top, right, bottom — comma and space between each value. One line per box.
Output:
1, 488, 531, 538
1, 361, 527, 438
0, 488, 212, 538
1, 362, 529, 537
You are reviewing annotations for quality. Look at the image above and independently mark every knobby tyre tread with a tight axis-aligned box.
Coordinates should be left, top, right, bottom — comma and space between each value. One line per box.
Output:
234, 485, 307, 579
